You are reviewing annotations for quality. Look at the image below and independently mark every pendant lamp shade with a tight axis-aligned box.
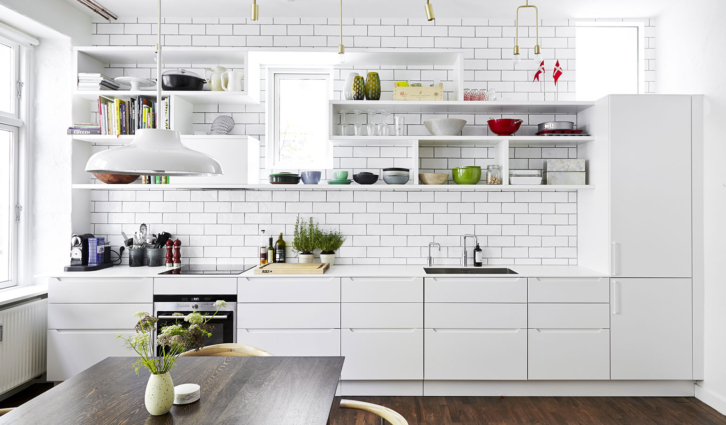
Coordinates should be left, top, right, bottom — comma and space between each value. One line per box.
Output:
85, 129, 223, 176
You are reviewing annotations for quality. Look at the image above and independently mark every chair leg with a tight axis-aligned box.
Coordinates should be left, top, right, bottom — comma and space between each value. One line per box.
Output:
381, 417, 385, 425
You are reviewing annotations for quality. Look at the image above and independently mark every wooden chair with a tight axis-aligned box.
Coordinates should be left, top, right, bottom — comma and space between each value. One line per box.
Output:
179, 343, 273, 357
0, 408, 15, 417
340, 400, 408, 425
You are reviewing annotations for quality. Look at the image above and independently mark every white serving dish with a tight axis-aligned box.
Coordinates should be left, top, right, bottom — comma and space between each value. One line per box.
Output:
424, 118, 467, 136
510, 176, 543, 185
174, 383, 201, 405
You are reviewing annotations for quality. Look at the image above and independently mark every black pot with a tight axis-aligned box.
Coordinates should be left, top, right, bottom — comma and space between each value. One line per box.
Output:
162, 69, 205, 91
353, 173, 379, 185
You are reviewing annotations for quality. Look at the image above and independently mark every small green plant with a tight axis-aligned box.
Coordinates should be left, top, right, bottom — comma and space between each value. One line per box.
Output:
293, 216, 319, 255
318, 229, 346, 254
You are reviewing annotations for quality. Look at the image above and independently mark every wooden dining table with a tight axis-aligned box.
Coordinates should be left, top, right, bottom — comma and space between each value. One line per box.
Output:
0, 356, 345, 425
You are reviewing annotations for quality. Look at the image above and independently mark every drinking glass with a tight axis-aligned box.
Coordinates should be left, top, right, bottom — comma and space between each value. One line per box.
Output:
378, 110, 390, 137
464, 88, 471, 101
366, 109, 377, 136
338, 111, 348, 136
352, 110, 362, 136
488, 88, 497, 101
394, 115, 406, 136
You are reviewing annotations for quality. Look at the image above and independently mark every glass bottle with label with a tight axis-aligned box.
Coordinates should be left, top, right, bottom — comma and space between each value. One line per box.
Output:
259, 230, 267, 265
267, 237, 275, 264
275, 233, 286, 263
474, 243, 483, 267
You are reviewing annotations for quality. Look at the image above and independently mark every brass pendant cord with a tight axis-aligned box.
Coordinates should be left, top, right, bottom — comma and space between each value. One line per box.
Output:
515, 0, 540, 56
339, 0, 344, 53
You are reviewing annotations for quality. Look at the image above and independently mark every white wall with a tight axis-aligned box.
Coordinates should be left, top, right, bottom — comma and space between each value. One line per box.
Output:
0, 0, 91, 45
658, 0, 726, 414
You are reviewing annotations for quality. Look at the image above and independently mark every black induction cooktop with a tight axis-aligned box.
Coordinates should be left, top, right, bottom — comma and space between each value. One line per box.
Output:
157, 264, 256, 275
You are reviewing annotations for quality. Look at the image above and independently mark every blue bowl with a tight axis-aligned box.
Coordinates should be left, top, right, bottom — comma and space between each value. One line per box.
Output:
301, 171, 322, 185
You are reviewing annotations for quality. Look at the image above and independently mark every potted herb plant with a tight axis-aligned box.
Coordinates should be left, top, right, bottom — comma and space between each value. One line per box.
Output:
318, 229, 346, 265
293, 216, 319, 263
118, 301, 227, 416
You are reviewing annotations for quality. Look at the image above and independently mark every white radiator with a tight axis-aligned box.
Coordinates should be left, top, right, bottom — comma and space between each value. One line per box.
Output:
0, 298, 47, 395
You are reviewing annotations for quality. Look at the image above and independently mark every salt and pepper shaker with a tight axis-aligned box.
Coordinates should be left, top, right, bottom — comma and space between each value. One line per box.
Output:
165, 240, 174, 268
173, 239, 182, 268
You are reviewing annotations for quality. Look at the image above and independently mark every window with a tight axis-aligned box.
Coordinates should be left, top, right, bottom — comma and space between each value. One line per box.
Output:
576, 23, 645, 100
0, 35, 19, 118
269, 71, 333, 170
0, 124, 18, 289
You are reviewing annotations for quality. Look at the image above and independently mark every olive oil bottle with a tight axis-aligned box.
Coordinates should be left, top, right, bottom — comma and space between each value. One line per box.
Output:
259, 230, 267, 265
267, 237, 275, 264
275, 233, 286, 263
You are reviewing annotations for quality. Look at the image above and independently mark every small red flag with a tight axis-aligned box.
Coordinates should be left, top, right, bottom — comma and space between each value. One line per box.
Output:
553, 60, 564, 86
533, 61, 545, 82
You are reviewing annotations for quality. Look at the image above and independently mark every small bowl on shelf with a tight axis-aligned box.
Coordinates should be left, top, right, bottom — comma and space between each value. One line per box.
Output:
92, 173, 140, 184
269, 172, 301, 184
452, 166, 482, 185
301, 171, 321, 185
382, 168, 410, 185
488, 119, 523, 136
419, 173, 449, 185
353, 172, 379, 185
424, 118, 467, 136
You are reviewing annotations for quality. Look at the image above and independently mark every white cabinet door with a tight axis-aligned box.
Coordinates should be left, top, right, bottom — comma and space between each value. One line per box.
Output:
237, 303, 340, 329
49, 278, 152, 303
425, 278, 527, 303
341, 329, 423, 380
238, 277, 340, 302
48, 304, 152, 330
424, 329, 527, 380
237, 329, 340, 357
610, 95, 692, 278
47, 330, 135, 381
528, 329, 610, 380
611, 279, 693, 380
342, 278, 423, 302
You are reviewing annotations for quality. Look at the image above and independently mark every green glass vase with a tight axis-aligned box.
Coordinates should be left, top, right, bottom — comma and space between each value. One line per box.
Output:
365, 72, 381, 100
352, 76, 366, 100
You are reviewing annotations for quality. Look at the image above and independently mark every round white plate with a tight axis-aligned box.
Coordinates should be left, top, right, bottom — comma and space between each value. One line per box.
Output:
114, 77, 156, 91
174, 383, 201, 405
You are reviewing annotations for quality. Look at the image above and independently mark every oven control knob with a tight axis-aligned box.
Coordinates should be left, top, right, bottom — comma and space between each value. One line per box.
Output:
192, 304, 199, 309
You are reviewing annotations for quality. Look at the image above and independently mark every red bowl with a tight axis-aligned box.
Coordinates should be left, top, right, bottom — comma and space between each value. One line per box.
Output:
488, 119, 523, 136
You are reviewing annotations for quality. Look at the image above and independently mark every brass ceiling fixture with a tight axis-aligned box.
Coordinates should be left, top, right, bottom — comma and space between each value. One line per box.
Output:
425, 0, 435, 21
251, 0, 259, 21
338, 0, 346, 63
513, 0, 541, 64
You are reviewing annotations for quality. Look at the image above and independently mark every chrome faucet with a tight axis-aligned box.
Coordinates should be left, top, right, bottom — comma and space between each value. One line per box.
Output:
461, 234, 478, 267
428, 242, 441, 267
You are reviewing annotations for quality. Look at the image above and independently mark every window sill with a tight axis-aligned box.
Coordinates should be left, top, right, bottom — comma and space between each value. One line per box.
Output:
0, 284, 48, 309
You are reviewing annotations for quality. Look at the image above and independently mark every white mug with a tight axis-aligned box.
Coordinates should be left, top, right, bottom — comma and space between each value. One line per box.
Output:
221, 70, 244, 92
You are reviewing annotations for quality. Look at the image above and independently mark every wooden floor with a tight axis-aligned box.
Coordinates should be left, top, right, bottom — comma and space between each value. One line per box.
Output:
4, 385, 726, 424
328, 396, 726, 425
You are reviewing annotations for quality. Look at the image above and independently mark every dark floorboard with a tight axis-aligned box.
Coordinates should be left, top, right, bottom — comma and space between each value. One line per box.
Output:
4, 384, 726, 424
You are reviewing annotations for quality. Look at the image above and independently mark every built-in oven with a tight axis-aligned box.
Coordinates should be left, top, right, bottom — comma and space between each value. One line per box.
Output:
153, 294, 237, 355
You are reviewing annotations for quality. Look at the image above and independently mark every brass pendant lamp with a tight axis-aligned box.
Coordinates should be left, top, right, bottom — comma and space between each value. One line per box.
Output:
338, 0, 346, 63
513, 0, 542, 64
251, 0, 259, 21
425, 0, 435, 21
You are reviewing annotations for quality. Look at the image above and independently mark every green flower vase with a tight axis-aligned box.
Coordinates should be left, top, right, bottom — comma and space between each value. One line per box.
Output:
352, 76, 366, 100
365, 72, 381, 100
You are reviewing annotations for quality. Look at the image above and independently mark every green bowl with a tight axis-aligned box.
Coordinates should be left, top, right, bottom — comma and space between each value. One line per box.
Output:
452, 166, 482, 185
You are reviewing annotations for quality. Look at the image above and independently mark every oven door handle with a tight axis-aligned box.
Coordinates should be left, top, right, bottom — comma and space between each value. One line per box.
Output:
158, 315, 230, 320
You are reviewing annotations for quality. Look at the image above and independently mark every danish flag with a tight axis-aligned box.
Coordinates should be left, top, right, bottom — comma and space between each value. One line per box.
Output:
533, 61, 545, 82
553, 60, 564, 86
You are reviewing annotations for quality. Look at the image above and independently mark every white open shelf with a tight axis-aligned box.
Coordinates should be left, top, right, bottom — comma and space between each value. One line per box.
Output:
72, 184, 594, 192
76, 46, 248, 66
71, 134, 247, 145
330, 135, 595, 147
331, 100, 595, 115
72, 90, 255, 105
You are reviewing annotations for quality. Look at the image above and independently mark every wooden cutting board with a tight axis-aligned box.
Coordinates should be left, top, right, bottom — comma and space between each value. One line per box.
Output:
254, 263, 330, 275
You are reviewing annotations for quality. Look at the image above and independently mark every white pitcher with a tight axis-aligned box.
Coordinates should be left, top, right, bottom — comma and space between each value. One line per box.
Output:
221, 70, 245, 92
204, 66, 228, 91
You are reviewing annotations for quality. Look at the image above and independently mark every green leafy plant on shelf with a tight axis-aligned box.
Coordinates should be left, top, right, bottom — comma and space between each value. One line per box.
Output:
292, 216, 320, 256
318, 229, 346, 255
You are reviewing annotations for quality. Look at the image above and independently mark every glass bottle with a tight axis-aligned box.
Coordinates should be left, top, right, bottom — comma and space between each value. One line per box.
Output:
259, 230, 267, 265
487, 165, 502, 185
474, 243, 483, 267
267, 237, 275, 264
275, 233, 286, 263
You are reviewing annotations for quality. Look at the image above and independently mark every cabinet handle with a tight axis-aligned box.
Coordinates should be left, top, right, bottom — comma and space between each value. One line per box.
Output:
612, 280, 620, 315
432, 329, 522, 334
348, 329, 416, 333
612, 242, 621, 276
534, 329, 604, 334
242, 329, 336, 334
348, 278, 417, 282
534, 278, 604, 283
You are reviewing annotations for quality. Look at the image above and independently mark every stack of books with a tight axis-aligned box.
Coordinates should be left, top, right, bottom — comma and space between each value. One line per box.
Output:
97, 95, 170, 136
77, 73, 120, 91
67, 124, 102, 135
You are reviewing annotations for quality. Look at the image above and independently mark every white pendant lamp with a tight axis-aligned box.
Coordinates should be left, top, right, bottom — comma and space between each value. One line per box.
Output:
85, 0, 223, 177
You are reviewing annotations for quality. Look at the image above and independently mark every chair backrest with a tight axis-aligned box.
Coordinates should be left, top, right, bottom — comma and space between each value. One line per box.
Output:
179, 343, 273, 357
340, 399, 408, 425
0, 408, 15, 417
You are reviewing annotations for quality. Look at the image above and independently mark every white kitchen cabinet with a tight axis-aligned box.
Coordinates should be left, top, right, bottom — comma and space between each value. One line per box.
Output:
611, 278, 693, 380
342, 277, 422, 302
47, 330, 136, 381
609, 96, 692, 278
49, 278, 152, 303
425, 278, 527, 303
528, 304, 609, 329
48, 304, 152, 330
342, 303, 423, 329
425, 303, 526, 329
341, 328, 423, 380
528, 278, 609, 303
237, 303, 340, 329
425, 329, 527, 380
238, 277, 340, 302
237, 328, 340, 357
154, 278, 237, 295
528, 329, 610, 380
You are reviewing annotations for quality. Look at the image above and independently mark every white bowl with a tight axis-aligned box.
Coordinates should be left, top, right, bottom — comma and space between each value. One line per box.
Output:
424, 118, 467, 136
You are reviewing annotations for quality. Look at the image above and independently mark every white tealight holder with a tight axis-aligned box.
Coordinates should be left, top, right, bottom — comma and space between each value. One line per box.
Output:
174, 383, 201, 405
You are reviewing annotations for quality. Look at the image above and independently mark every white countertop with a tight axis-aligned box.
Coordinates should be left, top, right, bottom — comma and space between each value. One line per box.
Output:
42, 265, 608, 279
0, 284, 49, 308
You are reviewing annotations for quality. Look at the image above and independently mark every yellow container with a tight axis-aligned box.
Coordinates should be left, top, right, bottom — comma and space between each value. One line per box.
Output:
393, 83, 444, 101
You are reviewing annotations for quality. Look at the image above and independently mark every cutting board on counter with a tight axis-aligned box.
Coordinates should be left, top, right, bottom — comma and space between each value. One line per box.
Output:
254, 263, 330, 275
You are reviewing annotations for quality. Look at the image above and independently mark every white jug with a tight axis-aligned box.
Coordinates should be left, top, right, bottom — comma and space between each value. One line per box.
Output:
221, 70, 245, 92
204, 66, 228, 91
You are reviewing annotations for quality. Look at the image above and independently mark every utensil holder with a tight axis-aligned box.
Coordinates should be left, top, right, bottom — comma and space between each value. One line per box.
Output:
146, 248, 165, 267
129, 248, 148, 267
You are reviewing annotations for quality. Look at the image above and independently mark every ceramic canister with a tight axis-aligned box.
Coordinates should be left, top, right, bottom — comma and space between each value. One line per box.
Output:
352, 76, 366, 101
344, 73, 359, 100
365, 72, 381, 100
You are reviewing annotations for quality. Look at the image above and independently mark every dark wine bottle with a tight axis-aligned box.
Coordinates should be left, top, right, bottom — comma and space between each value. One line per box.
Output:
275, 233, 286, 263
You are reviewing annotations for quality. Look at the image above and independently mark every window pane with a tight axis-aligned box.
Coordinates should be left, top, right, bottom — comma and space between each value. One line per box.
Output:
277, 78, 328, 166
576, 27, 639, 100
0, 43, 12, 114
0, 129, 11, 284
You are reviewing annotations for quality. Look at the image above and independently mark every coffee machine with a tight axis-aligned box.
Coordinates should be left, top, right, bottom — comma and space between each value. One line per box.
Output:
66, 233, 114, 272
70, 234, 94, 266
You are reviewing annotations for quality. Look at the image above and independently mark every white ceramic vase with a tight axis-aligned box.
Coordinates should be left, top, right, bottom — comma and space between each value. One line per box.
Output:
320, 253, 336, 265
344, 73, 359, 100
145, 372, 175, 416
299, 253, 314, 263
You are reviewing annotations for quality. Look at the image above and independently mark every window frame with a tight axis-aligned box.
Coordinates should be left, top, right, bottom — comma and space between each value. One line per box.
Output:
266, 68, 334, 172
575, 21, 646, 100
0, 123, 19, 290
0, 34, 20, 122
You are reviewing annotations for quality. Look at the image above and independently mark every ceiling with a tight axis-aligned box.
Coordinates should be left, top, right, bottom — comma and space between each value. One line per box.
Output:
69, 0, 677, 20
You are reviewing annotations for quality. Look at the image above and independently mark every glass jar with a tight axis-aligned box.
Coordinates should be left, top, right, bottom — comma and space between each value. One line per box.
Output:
487, 165, 502, 185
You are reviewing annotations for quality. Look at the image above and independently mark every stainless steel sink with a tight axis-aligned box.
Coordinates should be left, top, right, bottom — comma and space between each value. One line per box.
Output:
424, 268, 518, 275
